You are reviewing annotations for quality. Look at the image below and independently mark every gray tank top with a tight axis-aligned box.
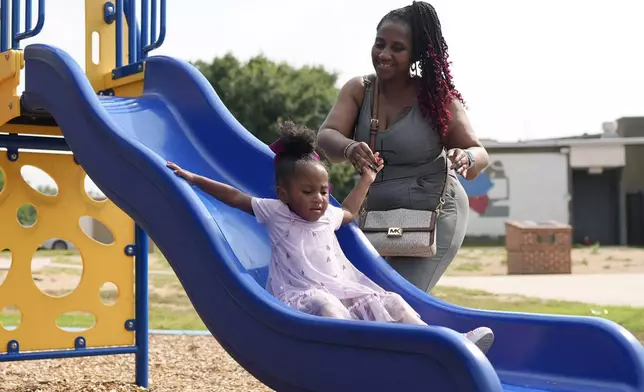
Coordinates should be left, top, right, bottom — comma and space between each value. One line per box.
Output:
354, 76, 452, 212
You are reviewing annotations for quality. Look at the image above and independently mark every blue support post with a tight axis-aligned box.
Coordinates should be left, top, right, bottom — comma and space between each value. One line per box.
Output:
141, 0, 149, 52
150, 0, 156, 47
11, 0, 20, 48
25, 0, 31, 30
126, 0, 136, 64
134, 224, 149, 388
1, 0, 10, 51
115, 0, 123, 68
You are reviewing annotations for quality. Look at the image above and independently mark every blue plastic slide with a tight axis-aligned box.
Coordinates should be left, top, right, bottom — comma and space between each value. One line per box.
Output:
21, 44, 644, 392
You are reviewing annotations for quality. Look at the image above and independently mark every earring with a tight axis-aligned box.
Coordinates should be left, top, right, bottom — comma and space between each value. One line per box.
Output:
410, 62, 418, 77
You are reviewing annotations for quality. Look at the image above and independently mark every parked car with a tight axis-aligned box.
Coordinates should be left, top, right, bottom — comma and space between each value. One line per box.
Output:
40, 238, 76, 250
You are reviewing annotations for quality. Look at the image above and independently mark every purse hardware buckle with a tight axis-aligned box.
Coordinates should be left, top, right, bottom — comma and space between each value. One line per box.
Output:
387, 227, 403, 237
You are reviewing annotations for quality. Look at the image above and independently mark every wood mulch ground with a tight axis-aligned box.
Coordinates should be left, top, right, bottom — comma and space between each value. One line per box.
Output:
0, 335, 273, 392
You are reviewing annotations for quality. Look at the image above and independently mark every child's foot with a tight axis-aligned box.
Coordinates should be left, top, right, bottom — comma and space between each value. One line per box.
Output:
463, 327, 494, 354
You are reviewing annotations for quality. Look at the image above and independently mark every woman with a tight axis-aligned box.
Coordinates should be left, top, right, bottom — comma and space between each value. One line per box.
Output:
316, 1, 489, 292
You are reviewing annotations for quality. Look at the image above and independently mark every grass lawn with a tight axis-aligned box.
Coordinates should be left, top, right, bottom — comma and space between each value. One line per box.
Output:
434, 286, 644, 341
1, 272, 641, 342
1, 249, 642, 343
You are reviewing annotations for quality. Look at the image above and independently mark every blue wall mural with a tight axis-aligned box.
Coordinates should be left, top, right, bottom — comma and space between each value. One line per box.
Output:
459, 160, 510, 218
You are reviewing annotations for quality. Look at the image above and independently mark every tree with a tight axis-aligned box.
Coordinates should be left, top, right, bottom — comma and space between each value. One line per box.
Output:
6, 182, 56, 227
0, 169, 4, 191
17, 204, 37, 227
327, 162, 358, 201
192, 53, 356, 199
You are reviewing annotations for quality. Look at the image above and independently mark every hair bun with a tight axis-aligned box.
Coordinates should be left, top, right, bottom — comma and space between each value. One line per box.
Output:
275, 120, 317, 159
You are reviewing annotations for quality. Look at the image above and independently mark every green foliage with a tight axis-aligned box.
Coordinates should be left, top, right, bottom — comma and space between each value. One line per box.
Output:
192, 53, 356, 199
17, 204, 37, 226
193, 53, 339, 144
327, 161, 357, 201
15, 186, 55, 227
37, 185, 57, 196
0, 169, 37, 226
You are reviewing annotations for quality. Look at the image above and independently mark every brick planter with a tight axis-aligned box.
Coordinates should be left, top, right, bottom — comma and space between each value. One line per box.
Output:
505, 220, 572, 275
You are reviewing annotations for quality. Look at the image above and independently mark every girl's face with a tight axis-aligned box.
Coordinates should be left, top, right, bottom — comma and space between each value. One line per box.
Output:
278, 161, 330, 222
371, 19, 413, 81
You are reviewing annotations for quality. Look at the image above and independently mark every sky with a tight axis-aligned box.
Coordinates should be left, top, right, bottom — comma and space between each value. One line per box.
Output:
8, 0, 644, 188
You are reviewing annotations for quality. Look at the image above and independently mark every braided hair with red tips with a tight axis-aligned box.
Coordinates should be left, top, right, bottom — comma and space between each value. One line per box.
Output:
378, 1, 464, 137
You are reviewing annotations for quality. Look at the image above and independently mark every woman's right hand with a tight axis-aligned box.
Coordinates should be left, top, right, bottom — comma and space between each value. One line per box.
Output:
346, 141, 380, 173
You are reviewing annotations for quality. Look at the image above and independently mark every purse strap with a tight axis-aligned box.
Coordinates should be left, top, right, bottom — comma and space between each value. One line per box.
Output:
368, 76, 380, 153
365, 76, 449, 212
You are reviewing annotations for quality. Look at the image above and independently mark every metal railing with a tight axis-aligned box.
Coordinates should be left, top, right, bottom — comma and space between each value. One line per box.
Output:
141, 0, 165, 58
0, 0, 164, 72
114, 0, 166, 68
0, 0, 46, 52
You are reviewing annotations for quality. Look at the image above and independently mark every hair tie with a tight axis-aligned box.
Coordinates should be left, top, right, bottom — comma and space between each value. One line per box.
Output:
269, 139, 285, 163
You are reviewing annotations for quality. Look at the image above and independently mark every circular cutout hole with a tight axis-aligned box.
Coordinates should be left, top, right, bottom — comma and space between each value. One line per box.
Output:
17, 204, 37, 227
100, 282, 118, 306
79, 216, 115, 245
0, 167, 5, 194
0, 248, 11, 287
55, 311, 96, 332
32, 240, 82, 297
20, 165, 59, 196
84, 175, 106, 202
0, 305, 21, 330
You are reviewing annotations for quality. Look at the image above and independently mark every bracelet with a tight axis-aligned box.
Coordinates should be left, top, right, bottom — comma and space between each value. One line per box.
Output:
465, 149, 475, 169
343, 141, 358, 159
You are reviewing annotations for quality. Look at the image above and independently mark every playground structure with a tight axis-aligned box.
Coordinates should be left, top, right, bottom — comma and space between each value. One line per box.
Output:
0, 1, 643, 392
0, 0, 161, 388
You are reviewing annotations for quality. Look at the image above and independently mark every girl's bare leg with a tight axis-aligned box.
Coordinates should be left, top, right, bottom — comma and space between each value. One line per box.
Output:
318, 303, 352, 320
401, 310, 428, 325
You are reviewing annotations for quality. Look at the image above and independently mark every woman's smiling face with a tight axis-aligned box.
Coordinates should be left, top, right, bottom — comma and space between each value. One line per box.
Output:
371, 19, 413, 80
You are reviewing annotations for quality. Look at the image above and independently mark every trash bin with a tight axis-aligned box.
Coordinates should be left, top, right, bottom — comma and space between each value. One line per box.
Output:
505, 220, 572, 275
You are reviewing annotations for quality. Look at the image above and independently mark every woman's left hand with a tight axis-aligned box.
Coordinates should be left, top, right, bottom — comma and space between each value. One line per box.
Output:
447, 148, 472, 177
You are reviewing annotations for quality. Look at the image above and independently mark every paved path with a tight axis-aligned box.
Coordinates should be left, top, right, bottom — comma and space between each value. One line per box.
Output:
436, 273, 644, 307
0, 257, 175, 275
4, 257, 642, 307
0, 257, 51, 270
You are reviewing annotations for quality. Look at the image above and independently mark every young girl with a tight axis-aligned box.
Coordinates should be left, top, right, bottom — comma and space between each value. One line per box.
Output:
166, 121, 494, 354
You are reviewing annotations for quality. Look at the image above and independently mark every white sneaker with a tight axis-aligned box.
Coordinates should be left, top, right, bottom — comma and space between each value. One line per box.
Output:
463, 327, 494, 354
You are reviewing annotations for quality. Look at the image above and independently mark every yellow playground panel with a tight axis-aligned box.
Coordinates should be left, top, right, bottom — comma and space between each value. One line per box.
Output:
0, 0, 164, 388
0, 152, 135, 352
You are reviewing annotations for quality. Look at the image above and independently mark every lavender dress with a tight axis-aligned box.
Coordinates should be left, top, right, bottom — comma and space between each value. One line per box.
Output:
251, 197, 420, 322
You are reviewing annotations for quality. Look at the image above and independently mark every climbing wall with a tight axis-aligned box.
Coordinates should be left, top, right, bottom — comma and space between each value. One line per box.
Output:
0, 151, 135, 352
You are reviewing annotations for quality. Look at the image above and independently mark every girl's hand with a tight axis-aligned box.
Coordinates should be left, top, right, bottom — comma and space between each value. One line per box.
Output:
447, 148, 472, 177
360, 153, 384, 184
166, 161, 197, 184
